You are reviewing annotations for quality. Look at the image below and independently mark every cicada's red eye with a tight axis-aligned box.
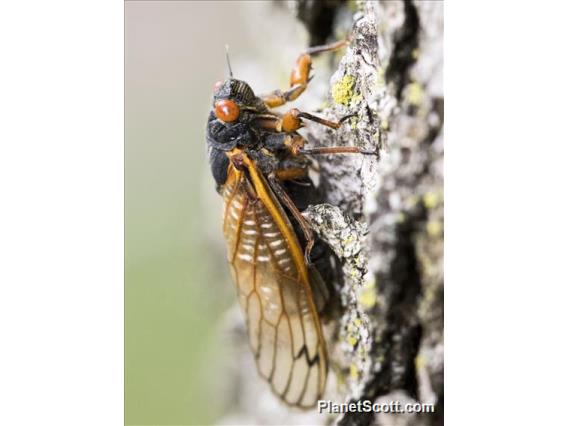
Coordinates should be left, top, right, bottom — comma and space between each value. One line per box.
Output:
215, 99, 240, 122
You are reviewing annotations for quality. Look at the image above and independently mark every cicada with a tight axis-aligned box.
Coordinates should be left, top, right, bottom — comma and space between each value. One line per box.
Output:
206, 40, 370, 408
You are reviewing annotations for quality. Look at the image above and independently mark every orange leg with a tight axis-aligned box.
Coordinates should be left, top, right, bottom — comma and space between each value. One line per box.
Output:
261, 39, 348, 109
255, 108, 354, 133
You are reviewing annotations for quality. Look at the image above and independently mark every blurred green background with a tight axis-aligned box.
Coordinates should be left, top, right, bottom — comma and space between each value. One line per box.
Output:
125, 2, 307, 425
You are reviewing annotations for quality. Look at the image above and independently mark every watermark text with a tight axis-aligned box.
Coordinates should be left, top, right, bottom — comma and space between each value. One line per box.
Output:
318, 400, 435, 414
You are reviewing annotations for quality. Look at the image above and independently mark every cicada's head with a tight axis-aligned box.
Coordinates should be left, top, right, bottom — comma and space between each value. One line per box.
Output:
211, 78, 257, 125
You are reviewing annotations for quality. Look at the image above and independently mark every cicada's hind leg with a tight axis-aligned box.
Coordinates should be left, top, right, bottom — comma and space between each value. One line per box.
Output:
261, 132, 376, 158
268, 166, 337, 316
260, 39, 348, 109
267, 173, 316, 266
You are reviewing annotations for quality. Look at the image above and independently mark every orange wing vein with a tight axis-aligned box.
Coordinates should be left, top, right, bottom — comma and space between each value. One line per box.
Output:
221, 154, 327, 408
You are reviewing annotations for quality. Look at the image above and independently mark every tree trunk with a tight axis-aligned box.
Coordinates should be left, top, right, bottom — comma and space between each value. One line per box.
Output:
220, 2, 443, 425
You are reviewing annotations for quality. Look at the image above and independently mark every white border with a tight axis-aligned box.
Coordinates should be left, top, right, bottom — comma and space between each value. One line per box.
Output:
447, 2, 568, 425
0, 1, 123, 424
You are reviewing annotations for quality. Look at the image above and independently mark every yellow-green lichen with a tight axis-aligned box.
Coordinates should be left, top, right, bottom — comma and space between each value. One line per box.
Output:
349, 364, 359, 379
332, 74, 355, 106
423, 191, 443, 209
347, 335, 358, 347
415, 354, 425, 370
426, 220, 443, 238
358, 280, 377, 309
406, 81, 424, 106
380, 119, 389, 130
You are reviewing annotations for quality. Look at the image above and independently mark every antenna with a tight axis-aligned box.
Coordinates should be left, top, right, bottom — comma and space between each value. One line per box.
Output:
225, 44, 233, 78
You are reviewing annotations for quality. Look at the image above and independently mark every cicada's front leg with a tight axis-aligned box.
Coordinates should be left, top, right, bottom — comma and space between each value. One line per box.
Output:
261, 39, 348, 108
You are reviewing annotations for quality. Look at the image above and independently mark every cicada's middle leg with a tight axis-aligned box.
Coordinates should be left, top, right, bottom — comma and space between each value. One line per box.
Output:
254, 108, 352, 134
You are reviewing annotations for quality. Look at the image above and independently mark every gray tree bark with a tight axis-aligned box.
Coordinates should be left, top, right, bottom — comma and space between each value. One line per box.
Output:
219, 2, 443, 425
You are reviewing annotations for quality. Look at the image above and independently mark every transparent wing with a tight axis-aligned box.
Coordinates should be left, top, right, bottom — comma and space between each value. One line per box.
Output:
221, 164, 327, 408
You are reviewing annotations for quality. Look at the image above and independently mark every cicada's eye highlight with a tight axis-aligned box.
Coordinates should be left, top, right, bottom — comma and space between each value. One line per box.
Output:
215, 99, 240, 122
